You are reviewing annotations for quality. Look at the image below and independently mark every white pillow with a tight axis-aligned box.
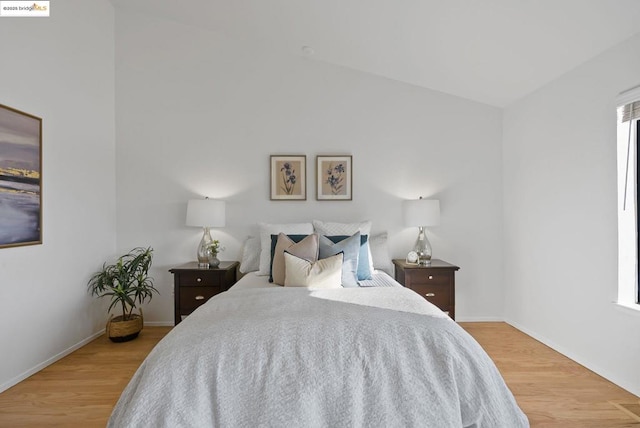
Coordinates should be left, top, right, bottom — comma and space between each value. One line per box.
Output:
370, 232, 393, 275
312, 220, 372, 236
284, 251, 343, 289
257, 222, 314, 275
239, 236, 261, 274
312, 220, 374, 274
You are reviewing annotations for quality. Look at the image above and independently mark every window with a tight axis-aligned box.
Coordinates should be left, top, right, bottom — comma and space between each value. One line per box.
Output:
617, 88, 640, 307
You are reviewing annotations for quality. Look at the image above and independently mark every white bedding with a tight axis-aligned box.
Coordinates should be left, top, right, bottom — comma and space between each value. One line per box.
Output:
109, 278, 528, 427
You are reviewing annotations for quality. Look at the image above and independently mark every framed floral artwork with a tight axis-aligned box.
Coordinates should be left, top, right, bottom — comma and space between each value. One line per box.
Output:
316, 155, 352, 201
0, 103, 42, 248
270, 155, 306, 200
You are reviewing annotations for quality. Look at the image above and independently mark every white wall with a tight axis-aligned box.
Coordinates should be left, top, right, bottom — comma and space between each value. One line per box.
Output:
114, 11, 504, 324
503, 33, 640, 396
0, 1, 116, 392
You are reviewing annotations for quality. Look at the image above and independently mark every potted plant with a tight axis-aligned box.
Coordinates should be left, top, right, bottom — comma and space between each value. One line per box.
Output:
87, 247, 159, 342
207, 239, 225, 268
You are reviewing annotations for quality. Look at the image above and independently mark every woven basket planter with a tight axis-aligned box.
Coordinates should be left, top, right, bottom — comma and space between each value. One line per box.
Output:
106, 309, 143, 343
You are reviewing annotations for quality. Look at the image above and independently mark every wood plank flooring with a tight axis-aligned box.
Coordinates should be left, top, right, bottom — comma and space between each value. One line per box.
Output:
460, 323, 639, 427
0, 323, 637, 427
0, 327, 171, 428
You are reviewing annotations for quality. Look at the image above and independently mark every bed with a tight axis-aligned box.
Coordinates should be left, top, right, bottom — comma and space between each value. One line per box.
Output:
108, 222, 528, 427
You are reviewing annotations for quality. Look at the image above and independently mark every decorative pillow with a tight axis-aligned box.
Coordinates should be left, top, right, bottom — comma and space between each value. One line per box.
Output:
325, 234, 371, 280
284, 251, 343, 289
370, 232, 393, 275
269, 234, 309, 281
257, 222, 314, 275
239, 236, 261, 274
271, 233, 319, 285
312, 220, 373, 280
319, 232, 360, 287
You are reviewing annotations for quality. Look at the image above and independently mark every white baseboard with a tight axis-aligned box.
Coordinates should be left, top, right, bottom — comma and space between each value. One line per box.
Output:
455, 316, 505, 322
0, 330, 105, 394
144, 321, 174, 327
505, 319, 640, 398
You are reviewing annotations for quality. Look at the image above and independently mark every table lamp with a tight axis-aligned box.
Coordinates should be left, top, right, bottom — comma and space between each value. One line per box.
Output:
186, 198, 226, 267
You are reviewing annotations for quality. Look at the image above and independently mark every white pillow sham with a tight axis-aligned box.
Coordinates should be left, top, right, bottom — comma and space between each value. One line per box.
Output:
369, 232, 393, 275
239, 236, 261, 274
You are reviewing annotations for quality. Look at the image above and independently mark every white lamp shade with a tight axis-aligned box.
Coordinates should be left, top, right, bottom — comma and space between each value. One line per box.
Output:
403, 199, 440, 227
186, 199, 226, 227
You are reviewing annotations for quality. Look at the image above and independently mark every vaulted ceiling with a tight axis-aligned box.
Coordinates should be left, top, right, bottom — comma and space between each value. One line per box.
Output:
111, 0, 640, 107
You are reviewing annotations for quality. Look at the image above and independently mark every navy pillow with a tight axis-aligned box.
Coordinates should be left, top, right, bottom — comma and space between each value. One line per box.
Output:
326, 234, 372, 280
269, 234, 309, 282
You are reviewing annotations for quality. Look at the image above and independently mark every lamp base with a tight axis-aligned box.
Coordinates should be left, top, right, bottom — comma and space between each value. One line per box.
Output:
413, 226, 433, 266
197, 227, 213, 268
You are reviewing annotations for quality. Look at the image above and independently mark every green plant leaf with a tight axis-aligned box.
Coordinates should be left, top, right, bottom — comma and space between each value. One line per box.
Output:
87, 247, 157, 319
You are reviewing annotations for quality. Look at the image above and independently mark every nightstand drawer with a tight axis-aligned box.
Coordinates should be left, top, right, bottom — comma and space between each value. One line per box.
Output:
179, 286, 220, 311
408, 271, 452, 286
410, 283, 451, 310
179, 271, 221, 287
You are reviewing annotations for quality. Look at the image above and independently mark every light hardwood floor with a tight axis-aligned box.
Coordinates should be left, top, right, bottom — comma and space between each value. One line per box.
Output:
0, 323, 637, 427
461, 323, 639, 427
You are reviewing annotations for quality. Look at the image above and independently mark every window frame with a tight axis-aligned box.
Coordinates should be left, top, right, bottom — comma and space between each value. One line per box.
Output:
616, 87, 640, 308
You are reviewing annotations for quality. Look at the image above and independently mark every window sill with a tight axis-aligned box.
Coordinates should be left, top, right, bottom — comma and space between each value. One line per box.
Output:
614, 301, 640, 316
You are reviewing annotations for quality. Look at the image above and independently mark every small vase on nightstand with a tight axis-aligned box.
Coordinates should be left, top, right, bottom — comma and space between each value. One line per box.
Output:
208, 252, 220, 268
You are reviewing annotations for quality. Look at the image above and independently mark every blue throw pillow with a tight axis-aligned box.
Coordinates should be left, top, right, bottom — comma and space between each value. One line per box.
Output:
319, 232, 360, 287
326, 234, 372, 280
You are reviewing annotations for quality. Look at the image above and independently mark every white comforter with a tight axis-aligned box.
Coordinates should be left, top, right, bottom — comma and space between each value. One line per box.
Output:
108, 287, 529, 428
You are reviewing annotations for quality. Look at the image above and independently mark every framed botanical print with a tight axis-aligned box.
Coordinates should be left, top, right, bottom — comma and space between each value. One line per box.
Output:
0, 103, 42, 248
270, 155, 306, 200
316, 155, 352, 201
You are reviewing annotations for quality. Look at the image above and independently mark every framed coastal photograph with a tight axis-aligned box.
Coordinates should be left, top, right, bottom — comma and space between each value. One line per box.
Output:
316, 155, 352, 201
270, 155, 306, 200
0, 103, 43, 248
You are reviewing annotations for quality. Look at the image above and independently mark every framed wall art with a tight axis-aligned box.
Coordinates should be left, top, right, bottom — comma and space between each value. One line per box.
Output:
316, 155, 352, 201
0, 103, 43, 248
270, 155, 306, 200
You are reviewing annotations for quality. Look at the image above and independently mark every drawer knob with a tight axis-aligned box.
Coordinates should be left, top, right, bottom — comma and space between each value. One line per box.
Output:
195, 295, 205, 300
428, 275, 433, 280
196, 278, 202, 282
425, 293, 435, 297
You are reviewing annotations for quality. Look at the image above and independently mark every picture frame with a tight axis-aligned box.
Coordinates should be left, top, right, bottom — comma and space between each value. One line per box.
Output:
0, 103, 43, 248
316, 155, 352, 201
270, 155, 306, 200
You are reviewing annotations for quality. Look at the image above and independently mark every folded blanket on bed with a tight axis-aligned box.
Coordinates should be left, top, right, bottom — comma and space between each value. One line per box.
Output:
108, 287, 528, 428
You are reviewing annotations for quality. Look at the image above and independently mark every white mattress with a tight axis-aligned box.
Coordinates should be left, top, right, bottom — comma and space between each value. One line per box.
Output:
229, 269, 402, 291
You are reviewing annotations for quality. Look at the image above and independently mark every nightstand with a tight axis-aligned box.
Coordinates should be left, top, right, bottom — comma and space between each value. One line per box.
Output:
169, 261, 239, 325
392, 259, 460, 320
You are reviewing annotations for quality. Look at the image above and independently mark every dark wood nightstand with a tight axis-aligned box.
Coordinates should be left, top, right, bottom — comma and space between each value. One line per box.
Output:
392, 259, 460, 320
169, 261, 239, 325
